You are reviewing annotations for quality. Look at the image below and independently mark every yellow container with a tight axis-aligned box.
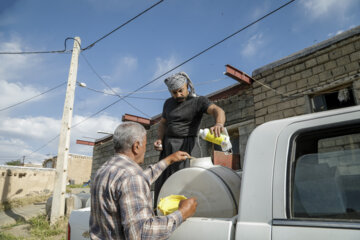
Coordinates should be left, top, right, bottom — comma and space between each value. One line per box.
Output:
157, 195, 187, 215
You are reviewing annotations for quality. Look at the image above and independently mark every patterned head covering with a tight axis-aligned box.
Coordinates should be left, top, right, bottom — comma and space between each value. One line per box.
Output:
164, 72, 196, 97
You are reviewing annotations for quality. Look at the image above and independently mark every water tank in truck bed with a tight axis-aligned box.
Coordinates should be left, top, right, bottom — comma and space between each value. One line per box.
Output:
157, 157, 241, 218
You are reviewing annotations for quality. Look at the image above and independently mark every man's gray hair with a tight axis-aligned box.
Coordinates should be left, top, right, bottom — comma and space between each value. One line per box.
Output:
113, 122, 146, 153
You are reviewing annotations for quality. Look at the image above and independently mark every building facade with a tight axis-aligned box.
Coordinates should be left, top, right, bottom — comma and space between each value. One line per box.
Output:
43, 153, 93, 185
91, 25, 360, 181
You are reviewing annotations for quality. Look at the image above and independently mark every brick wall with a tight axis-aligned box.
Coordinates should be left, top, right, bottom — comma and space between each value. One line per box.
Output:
252, 26, 360, 126
91, 138, 114, 182
91, 26, 360, 179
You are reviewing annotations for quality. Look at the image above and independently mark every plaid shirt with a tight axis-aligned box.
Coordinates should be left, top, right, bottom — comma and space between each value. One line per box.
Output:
90, 154, 183, 240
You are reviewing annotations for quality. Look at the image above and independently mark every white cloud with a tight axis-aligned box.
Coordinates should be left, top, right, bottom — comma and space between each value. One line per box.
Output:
112, 56, 138, 81
0, 136, 49, 165
301, 0, 358, 19
0, 114, 122, 165
0, 80, 42, 110
327, 24, 358, 38
0, 116, 60, 139
153, 55, 179, 81
241, 33, 264, 57
103, 87, 121, 95
0, 36, 42, 81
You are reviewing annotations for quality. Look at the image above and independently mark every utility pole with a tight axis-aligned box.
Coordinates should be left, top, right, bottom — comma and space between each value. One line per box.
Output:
50, 37, 81, 225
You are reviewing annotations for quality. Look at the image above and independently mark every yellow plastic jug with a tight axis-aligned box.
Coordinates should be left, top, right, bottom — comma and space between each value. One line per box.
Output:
157, 195, 187, 215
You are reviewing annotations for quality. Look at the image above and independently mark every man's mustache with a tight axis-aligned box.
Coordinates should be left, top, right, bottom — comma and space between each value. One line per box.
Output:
175, 97, 185, 101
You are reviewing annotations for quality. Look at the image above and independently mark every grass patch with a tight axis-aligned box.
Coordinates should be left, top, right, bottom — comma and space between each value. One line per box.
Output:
0, 214, 67, 240
0, 232, 24, 240
67, 184, 89, 189
0, 194, 51, 211
1, 218, 27, 230
29, 215, 65, 238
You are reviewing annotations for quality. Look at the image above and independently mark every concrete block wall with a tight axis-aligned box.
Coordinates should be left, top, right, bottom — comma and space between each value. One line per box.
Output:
90, 26, 360, 181
252, 27, 360, 126
143, 86, 255, 168
91, 139, 114, 182
67, 154, 93, 185
319, 133, 360, 153
144, 124, 161, 168
0, 166, 55, 203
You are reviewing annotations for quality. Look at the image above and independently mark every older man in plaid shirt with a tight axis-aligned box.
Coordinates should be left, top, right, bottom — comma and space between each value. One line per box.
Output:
90, 122, 197, 240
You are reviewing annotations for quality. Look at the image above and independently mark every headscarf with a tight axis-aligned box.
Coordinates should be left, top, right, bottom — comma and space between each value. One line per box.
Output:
164, 72, 196, 97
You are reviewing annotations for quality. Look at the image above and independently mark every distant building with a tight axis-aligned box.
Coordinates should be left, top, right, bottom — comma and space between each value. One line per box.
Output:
43, 153, 92, 185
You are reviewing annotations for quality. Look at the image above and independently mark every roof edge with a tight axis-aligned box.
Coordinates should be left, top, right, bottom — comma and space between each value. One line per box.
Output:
252, 25, 360, 77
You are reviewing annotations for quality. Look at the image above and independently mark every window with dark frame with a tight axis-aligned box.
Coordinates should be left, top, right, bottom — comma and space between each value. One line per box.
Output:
290, 123, 360, 220
311, 85, 356, 112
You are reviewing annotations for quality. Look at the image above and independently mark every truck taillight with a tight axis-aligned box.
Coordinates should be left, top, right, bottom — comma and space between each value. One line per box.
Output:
67, 222, 71, 240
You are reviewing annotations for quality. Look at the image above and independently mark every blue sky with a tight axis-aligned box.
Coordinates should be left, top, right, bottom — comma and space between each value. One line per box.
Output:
0, 0, 359, 165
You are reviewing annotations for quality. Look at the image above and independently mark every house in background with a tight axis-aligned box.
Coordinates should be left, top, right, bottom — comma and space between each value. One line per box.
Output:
90, 25, 360, 182
43, 153, 92, 185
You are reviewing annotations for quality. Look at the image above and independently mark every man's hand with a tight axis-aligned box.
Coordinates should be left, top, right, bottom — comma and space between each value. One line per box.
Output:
210, 123, 224, 137
164, 151, 190, 165
178, 198, 197, 220
154, 139, 163, 151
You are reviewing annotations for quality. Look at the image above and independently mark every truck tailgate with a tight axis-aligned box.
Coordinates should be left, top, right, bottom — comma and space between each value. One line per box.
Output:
170, 217, 236, 240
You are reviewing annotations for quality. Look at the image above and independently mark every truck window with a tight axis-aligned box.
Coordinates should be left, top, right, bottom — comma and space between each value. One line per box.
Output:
290, 123, 360, 220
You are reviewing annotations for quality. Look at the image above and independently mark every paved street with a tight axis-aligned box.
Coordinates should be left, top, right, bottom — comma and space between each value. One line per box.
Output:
0, 201, 46, 227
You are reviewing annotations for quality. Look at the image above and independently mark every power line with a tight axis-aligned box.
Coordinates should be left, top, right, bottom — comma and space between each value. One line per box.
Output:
0, 37, 76, 55
81, 85, 166, 100
80, 53, 151, 117
26, 134, 60, 159
0, 0, 163, 54
0, 81, 67, 111
80, 72, 227, 98
82, 0, 164, 51
72, 0, 297, 126
84, 77, 228, 95
23, 0, 296, 157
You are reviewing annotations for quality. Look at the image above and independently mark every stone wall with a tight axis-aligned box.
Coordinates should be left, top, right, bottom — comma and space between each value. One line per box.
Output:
0, 166, 55, 203
252, 26, 360, 126
44, 154, 93, 185
90, 26, 360, 181
67, 154, 93, 185
91, 138, 114, 182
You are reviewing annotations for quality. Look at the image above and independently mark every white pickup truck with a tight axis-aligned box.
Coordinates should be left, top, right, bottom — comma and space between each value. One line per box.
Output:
68, 105, 360, 239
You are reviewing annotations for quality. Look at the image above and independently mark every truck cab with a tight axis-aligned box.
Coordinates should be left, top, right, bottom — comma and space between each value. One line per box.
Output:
171, 105, 360, 239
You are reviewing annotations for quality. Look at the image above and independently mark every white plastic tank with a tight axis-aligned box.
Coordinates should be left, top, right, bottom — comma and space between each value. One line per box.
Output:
157, 157, 241, 218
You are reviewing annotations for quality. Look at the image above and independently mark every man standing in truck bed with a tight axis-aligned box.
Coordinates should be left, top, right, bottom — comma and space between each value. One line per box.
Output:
153, 72, 226, 207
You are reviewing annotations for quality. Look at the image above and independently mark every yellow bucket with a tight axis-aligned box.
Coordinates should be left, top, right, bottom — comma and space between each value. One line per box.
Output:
157, 195, 187, 215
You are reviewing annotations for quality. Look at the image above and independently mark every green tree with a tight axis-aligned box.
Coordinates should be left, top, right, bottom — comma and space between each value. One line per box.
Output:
6, 159, 23, 166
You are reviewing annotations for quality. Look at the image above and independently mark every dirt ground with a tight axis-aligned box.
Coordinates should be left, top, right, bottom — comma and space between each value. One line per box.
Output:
0, 188, 88, 240
0, 219, 68, 240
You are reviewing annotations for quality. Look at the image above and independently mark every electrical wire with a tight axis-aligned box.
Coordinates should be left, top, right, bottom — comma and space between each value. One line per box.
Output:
82, 85, 166, 100
253, 72, 360, 100
0, 37, 76, 55
25, 134, 60, 159
0, 0, 163, 54
22, 0, 297, 157
0, 81, 67, 112
81, 0, 164, 51
80, 53, 151, 117
81, 75, 227, 97
72, 0, 297, 126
